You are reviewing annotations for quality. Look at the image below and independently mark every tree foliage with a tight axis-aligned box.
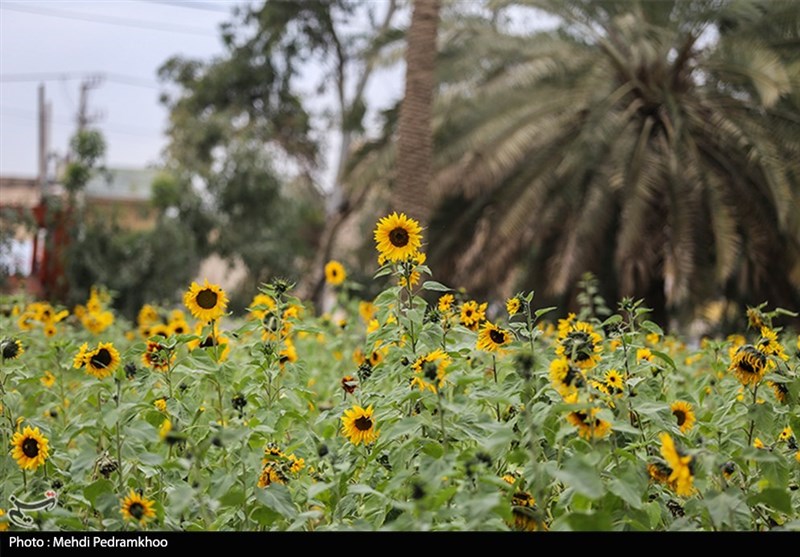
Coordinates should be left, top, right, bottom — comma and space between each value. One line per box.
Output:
345, 0, 800, 325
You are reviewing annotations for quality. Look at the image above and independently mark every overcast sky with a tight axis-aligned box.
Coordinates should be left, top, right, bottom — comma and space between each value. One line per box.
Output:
0, 0, 405, 185
1, 1, 555, 185
0, 1, 243, 178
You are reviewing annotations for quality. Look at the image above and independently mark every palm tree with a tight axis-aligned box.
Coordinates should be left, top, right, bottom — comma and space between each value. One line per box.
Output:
392, 0, 441, 223
347, 0, 800, 324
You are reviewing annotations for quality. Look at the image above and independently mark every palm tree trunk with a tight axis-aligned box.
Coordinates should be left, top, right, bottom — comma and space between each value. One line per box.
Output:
392, 0, 439, 224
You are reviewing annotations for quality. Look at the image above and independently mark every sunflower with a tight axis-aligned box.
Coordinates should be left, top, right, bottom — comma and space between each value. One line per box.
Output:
183, 279, 228, 322
753, 437, 766, 449
368, 343, 388, 367
148, 323, 170, 338
10, 426, 50, 470
373, 212, 423, 262
659, 433, 695, 497
168, 319, 190, 336
411, 349, 451, 393
341, 375, 358, 394
154, 398, 168, 413
728, 345, 769, 386
647, 460, 673, 485
257, 463, 288, 488
398, 269, 421, 289
779, 426, 794, 443
73, 343, 89, 368
120, 490, 156, 525
756, 327, 788, 361
76, 342, 121, 379
0, 508, 7, 532
17, 312, 35, 331
589, 380, 610, 398
248, 293, 276, 321
767, 381, 789, 404
358, 301, 376, 324
636, 347, 653, 362
566, 407, 611, 440
603, 369, 625, 394
721, 461, 736, 481
279, 339, 297, 368
1, 338, 24, 360
40, 370, 56, 389
142, 340, 175, 371
506, 297, 521, 317
341, 404, 379, 445
460, 300, 487, 330
324, 260, 346, 286
188, 325, 231, 362
159, 418, 172, 440
510, 490, 546, 532
746, 307, 765, 330
438, 294, 454, 313
555, 321, 603, 369
670, 401, 696, 434
549, 357, 585, 399
476, 322, 513, 353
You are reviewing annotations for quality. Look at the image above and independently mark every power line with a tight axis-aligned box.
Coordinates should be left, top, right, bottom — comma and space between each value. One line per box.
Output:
1, 106, 163, 138
0, 2, 218, 37
0, 72, 161, 89
136, 1, 234, 14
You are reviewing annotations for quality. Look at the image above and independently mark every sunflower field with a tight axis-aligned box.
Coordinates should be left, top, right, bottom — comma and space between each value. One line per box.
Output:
0, 212, 798, 532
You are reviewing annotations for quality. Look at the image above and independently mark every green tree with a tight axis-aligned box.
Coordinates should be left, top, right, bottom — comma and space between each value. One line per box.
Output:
346, 0, 800, 324
158, 0, 402, 303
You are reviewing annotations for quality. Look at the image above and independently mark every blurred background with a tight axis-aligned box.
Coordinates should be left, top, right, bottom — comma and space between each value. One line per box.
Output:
1, 0, 799, 332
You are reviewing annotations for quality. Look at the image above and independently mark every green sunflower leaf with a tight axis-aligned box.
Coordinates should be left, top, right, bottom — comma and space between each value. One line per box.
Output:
747, 488, 792, 514
421, 280, 451, 292
254, 483, 297, 519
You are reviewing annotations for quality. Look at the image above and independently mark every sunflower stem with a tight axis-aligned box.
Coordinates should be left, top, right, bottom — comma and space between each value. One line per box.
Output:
215, 379, 225, 427
240, 437, 249, 528
115, 378, 125, 493
436, 391, 448, 453
746, 382, 760, 446
492, 355, 500, 421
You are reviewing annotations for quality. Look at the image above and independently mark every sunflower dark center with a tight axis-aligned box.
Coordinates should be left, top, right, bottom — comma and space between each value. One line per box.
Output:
354, 416, 373, 431
673, 409, 686, 426
489, 329, 506, 344
22, 437, 39, 458
196, 289, 218, 310
564, 367, 581, 387
90, 348, 112, 368
423, 361, 439, 380
199, 336, 215, 348
389, 227, 409, 248
512, 492, 533, 507
129, 502, 145, 520
739, 360, 755, 374
2, 341, 20, 359
574, 411, 589, 425
173, 325, 186, 334
465, 310, 473, 318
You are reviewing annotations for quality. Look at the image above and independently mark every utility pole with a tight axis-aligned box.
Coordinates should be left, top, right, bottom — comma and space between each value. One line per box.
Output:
76, 74, 104, 133
37, 83, 48, 194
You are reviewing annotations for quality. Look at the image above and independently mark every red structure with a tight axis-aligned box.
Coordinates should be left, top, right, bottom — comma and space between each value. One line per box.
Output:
0, 177, 68, 298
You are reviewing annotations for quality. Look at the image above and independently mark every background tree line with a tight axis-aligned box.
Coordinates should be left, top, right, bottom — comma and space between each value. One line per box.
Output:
41, 0, 799, 330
